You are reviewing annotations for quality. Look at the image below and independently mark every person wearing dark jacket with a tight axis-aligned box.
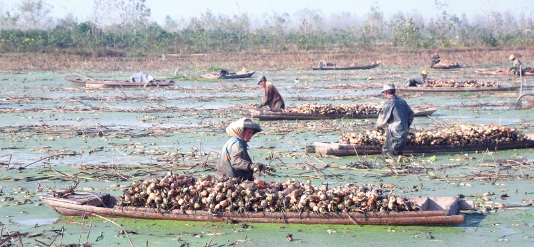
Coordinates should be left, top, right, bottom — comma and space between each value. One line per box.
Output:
216, 118, 275, 181
405, 70, 428, 87
257, 75, 285, 110
430, 50, 440, 68
376, 83, 414, 157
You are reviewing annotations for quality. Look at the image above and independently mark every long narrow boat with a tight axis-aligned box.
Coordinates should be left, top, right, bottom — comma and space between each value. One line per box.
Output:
66, 78, 175, 88
309, 139, 534, 156
85, 80, 175, 88
474, 68, 534, 76
200, 71, 255, 79
39, 192, 468, 225
249, 107, 436, 121
311, 62, 380, 70
399, 86, 520, 92
431, 62, 460, 69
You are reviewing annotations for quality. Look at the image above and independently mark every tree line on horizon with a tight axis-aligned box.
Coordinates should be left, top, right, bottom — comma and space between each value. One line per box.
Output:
0, 0, 533, 57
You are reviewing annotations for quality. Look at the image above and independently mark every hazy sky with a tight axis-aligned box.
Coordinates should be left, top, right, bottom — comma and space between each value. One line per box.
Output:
1, 0, 531, 25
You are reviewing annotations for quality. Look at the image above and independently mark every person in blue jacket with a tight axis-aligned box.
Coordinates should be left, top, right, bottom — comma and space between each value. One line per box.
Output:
216, 118, 275, 181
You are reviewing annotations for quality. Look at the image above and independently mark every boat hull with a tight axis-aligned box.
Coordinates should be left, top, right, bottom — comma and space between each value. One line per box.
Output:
201, 71, 255, 79
310, 63, 380, 70
310, 140, 534, 156
39, 192, 466, 225
399, 86, 519, 92
249, 108, 436, 121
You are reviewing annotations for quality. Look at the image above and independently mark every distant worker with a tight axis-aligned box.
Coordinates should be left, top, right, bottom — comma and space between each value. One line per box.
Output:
217, 69, 229, 77
216, 118, 275, 181
376, 83, 414, 157
318, 60, 336, 68
257, 75, 285, 110
130, 71, 154, 82
405, 70, 428, 87
430, 50, 441, 68
509, 54, 522, 76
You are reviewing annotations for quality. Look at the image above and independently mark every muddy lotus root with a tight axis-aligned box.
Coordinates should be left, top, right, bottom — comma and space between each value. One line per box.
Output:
423, 80, 499, 88
119, 173, 418, 213
339, 124, 526, 145
284, 102, 382, 115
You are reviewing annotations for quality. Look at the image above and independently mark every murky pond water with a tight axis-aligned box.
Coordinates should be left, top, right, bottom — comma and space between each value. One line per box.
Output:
0, 67, 533, 246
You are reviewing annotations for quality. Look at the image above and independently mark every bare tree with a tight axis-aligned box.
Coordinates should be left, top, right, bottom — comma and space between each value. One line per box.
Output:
0, 2, 19, 31
17, 0, 53, 30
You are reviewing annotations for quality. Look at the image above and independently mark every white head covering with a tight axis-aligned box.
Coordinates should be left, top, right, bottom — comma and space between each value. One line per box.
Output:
226, 118, 262, 139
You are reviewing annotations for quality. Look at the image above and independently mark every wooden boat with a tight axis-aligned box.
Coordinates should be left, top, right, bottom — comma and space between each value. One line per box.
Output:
474, 68, 534, 76
431, 61, 460, 69
65, 77, 88, 84
311, 61, 380, 70
399, 86, 520, 92
309, 139, 534, 156
67, 78, 175, 88
249, 107, 436, 121
39, 191, 469, 225
85, 80, 174, 88
200, 71, 255, 79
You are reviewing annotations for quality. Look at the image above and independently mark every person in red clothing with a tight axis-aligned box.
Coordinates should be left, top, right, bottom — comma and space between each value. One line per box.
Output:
257, 75, 285, 110
430, 50, 440, 68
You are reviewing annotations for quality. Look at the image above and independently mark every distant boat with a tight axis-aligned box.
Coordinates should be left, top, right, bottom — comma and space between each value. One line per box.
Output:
200, 70, 255, 79
311, 61, 380, 70
430, 61, 461, 69
66, 77, 174, 88
474, 68, 534, 76
399, 86, 519, 92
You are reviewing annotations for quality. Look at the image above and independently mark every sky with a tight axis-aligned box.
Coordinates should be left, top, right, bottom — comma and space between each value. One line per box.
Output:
1, 0, 532, 25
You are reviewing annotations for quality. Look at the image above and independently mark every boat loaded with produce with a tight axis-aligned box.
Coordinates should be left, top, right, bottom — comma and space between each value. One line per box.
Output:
249, 102, 436, 121
40, 174, 471, 226
400, 80, 520, 92
310, 124, 534, 156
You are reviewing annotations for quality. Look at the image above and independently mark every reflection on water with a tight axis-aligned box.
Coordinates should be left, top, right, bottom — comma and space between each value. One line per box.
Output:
16, 217, 58, 226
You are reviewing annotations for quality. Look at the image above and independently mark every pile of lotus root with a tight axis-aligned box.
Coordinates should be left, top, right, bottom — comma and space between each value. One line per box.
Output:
339, 124, 526, 146
422, 79, 499, 88
119, 174, 418, 213
284, 102, 382, 115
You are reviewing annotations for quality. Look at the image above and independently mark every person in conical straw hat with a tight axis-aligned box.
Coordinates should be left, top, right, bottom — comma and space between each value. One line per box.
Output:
377, 83, 414, 158
216, 118, 275, 181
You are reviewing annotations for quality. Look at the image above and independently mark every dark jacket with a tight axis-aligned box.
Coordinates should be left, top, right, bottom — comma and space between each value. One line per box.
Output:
261, 82, 285, 110
216, 136, 254, 181
376, 95, 414, 155
431, 54, 441, 68
405, 74, 426, 87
